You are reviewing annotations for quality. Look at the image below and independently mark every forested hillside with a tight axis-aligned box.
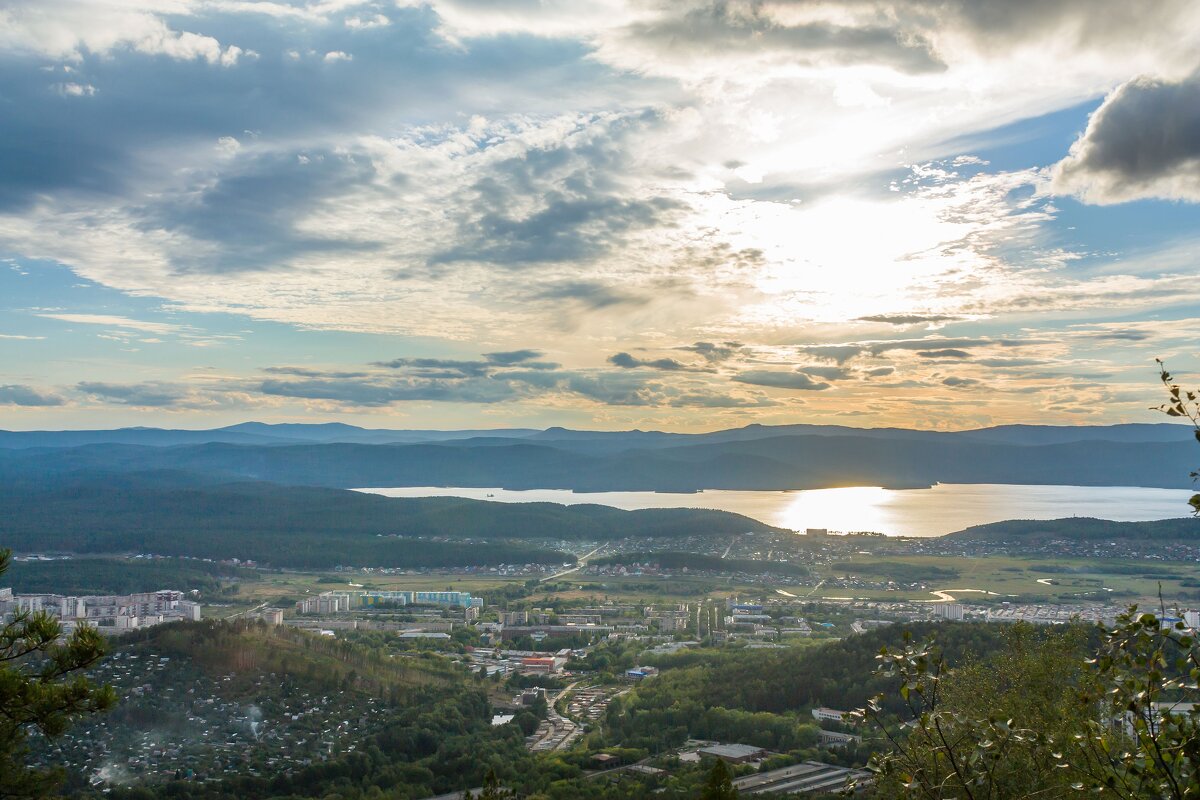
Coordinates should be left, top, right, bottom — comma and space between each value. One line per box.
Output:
0, 477, 777, 568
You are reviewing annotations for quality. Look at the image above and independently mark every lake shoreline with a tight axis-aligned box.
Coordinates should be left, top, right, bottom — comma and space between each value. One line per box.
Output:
355, 483, 1196, 538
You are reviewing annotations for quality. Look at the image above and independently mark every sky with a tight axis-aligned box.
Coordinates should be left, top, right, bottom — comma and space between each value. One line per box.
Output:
2, 0, 1200, 432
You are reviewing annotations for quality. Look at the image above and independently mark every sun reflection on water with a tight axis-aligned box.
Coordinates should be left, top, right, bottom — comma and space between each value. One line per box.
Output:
775, 486, 893, 533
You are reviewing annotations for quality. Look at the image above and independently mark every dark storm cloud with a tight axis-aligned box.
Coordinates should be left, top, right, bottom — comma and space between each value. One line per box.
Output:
732, 370, 831, 391
76, 381, 184, 406
1053, 70, 1200, 203
0, 384, 65, 407
607, 352, 688, 370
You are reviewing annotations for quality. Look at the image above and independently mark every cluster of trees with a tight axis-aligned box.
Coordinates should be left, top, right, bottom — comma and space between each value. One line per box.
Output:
863, 612, 1199, 798
0, 550, 116, 797
592, 552, 810, 578
0, 477, 788, 569
4, 557, 255, 597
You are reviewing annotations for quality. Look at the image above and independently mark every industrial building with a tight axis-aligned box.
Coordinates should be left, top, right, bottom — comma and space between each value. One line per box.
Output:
732, 761, 872, 795
697, 743, 767, 764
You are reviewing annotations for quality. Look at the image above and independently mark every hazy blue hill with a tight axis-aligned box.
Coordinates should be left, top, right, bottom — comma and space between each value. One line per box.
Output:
1, 425, 1196, 491
954, 423, 1195, 446
947, 517, 1200, 542
219, 421, 539, 444
2, 420, 1193, 451
0, 427, 291, 449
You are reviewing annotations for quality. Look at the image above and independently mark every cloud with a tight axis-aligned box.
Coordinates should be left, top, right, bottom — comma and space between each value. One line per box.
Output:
260, 377, 520, 406
0, 333, 45, 340
941, 376, 981, 388
373, 358, 492, 377
608, 352, 688, 370
732, 370, 830, 391
429, 110, 685, 269
857, 313, 961, 325
796, 337, 1032, 365
483, 349, 543, 365
76, 381, 184, 406
1085, 329, 1154, 342
0, 1, 248, 64
679, 341, 743, 362
533, 281, 649, 310
36, 313, 182, 334
0, 384, 64, 406
610, 2, 945, 78
1052, 71, 1200, 204
917, 349, 972, 359
262, 366, 370, 379
867, 337, 1038, 356
797, 345, 865, 365
800, 365, 851, 380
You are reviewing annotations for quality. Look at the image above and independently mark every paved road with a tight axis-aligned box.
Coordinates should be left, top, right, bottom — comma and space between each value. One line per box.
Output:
541, 545, 605, 583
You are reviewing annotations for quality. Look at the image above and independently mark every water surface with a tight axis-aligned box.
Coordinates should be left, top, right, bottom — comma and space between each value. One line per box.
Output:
356, 483, 1195, 537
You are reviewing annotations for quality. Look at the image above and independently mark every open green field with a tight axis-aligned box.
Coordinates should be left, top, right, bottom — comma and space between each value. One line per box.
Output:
8, 553, 1193, 616
219, 570, 755, 613
809, 554, 1198, 605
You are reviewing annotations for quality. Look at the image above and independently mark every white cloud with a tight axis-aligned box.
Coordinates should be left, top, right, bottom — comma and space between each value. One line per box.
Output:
35, 313, 182, 334
52, 81, 96, 96
345, 14, 389, 30
0, 1, 247, 64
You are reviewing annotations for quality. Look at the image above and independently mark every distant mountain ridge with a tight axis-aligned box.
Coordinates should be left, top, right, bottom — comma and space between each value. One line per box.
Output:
0, 421, 1191, 450
0, 422, 1196, 492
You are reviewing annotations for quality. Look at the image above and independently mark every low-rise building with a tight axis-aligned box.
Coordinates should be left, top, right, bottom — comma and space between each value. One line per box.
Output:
812, 707, 849, 723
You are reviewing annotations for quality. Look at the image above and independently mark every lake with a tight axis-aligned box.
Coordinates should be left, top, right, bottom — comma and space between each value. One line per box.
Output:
355, 483, 1196, 537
